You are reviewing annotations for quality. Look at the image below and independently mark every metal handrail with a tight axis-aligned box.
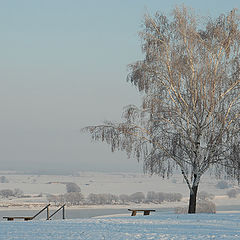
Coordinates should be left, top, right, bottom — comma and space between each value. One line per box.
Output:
48, 204, 66, 220
32, 204, 51, 220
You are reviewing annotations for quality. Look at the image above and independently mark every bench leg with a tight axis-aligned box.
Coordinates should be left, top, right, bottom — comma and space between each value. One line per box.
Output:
131, 211, 137, 216
144, 211, 150, 215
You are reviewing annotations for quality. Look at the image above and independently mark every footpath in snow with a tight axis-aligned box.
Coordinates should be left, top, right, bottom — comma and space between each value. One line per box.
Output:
1, 212, 240, 240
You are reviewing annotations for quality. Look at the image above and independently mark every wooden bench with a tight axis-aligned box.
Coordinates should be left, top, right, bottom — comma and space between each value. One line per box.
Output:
128, 209, 155, 216
3, 217, 33, 221
3, 204, 51, 221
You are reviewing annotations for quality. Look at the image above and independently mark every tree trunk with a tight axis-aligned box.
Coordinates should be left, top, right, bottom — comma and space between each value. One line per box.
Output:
188, 184, 198, 213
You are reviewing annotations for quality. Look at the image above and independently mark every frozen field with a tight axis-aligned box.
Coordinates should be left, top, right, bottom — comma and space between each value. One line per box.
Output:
1, 171, 240, 210
0, 171, 234, 196
1, 169, 240, 225
1, 212, 240, 240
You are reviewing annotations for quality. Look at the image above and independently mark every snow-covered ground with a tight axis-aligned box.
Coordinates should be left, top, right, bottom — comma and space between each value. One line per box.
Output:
1, 212, 240, 240
1, 171, 240, 239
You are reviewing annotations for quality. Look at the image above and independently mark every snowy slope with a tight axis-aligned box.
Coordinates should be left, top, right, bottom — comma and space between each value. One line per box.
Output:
1, 212, 240, 240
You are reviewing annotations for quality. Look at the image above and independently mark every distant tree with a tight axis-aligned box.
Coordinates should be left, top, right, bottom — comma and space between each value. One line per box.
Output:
147, 191, 182, 203
164, 193, 183, 202
216, 180, 230, 189
146, 191, 157, 202
146, 191, 164, 203
156, 192, 165, 203
47, 194, 58, 204
106, 194, 119, 204
64, 192, 84, 205
84, 7, 240, 213
129, 192, 145, 203
0, 188, 23, 198
87, 193, 119, 205
13, 188, 24, 198
226, 188, 238, 198
87, 193, 98, 204
0, 176, 9, 183
0, 189, 14, 198
47, 192, 84, 206
66, 182, 81, 193
119, 194, 130, 204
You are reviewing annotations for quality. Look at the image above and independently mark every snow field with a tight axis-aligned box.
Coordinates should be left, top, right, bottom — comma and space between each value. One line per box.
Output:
1, 212, 240, 240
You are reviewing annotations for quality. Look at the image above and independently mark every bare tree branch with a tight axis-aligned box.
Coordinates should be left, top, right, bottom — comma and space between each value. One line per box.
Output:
83, 6, 240, 213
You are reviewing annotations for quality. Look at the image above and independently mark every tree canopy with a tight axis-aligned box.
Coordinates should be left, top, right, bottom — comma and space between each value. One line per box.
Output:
84, 6, 240, 213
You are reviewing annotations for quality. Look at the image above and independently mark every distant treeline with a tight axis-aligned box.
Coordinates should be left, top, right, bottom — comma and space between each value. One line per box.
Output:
0, 188, 23, 198
47, 191, 183, 206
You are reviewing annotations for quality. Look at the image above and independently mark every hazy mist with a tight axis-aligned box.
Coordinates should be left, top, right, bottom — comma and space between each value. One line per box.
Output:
0, 0, 238, 174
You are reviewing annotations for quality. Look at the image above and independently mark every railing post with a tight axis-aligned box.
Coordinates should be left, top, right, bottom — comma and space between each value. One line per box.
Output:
63, 205, 65, 220
47, 205, 50, 220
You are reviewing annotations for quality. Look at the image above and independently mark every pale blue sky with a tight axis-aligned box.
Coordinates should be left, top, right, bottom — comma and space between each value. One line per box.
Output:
0, 0, 239, 173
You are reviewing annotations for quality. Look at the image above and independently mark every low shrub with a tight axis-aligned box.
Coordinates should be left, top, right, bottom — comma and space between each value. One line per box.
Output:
197, 200, 216, 213
197, 191, 215, 201
216, 181, 230, 189
226, 189, 238, 198
175, 200, 216, 214
175, 207, 188, 214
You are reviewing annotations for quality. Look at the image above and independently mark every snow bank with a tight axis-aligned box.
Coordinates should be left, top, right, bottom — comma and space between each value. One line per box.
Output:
1, 212, 240, 240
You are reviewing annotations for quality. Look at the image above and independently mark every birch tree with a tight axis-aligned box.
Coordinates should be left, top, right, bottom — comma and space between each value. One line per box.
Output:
83, 7, 240, 213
